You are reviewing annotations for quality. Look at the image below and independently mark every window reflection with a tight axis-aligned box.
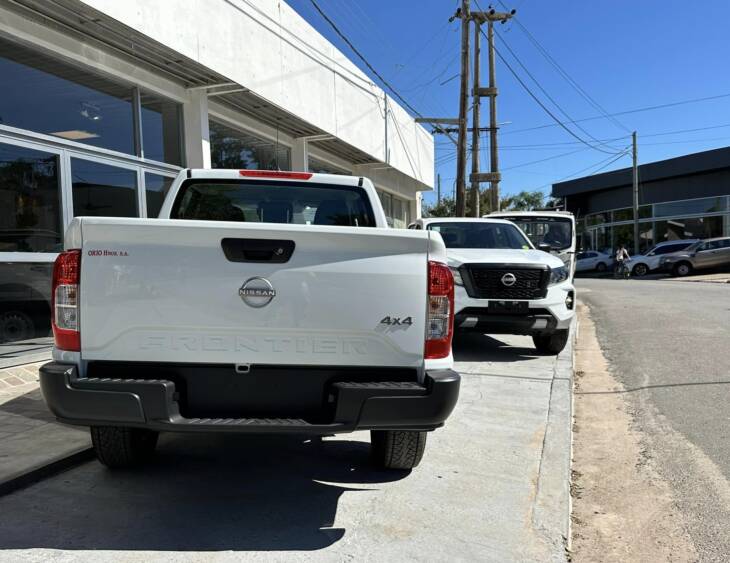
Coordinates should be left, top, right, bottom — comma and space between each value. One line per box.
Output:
0, 37, 134, 154
71, 159, 138, 217
144, 173, 174, 218
209, 120, 291, 170
140, 91, 183, 165
0, 143, 61, 253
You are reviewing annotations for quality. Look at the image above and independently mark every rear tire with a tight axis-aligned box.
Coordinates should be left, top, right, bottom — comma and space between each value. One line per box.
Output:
90, 426, 159, 468
533, 329, 570, 355
632, 263, 648, 277
371, 430, 427, 470
0, 310, 35, 343
595, 262, 607, 273
673, 262, 692, 277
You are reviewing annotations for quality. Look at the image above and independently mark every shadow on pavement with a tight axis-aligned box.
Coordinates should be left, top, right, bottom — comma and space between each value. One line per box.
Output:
453, 332, 541, 362
0, 432, 408, 552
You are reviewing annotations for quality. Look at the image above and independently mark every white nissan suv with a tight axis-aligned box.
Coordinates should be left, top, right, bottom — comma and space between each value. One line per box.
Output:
410, 217, 575, 354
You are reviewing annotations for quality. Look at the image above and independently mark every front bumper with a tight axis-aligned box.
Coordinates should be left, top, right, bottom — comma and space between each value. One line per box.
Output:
39, 362, 460, 434
453, 282, 575, 334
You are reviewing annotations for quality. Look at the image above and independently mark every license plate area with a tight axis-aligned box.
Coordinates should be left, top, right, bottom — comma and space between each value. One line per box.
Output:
488, 300, 529, 314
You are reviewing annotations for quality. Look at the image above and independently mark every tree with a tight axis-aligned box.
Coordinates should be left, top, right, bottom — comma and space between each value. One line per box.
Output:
423, 189, 546, 218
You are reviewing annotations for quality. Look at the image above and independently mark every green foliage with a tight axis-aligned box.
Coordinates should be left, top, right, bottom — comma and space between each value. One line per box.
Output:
422, 189, 546, 217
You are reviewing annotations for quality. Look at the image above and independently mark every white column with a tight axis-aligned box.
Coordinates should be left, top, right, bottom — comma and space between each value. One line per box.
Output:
183, 90, 211, 168
291, 137, 308, 171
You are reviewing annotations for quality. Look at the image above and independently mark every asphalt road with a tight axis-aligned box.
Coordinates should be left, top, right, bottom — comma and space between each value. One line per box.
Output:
0, 332, 573, 562
578, 278, 730, 561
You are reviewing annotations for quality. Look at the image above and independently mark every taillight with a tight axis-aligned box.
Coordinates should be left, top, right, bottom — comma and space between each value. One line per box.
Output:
239, 170, 313, 180
52, 250, 81, 351
425, 260, 454, 359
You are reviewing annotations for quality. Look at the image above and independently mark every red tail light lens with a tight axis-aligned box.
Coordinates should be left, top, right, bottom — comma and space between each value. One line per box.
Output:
425, 261, 454, 359
239, 170, 313, 180
52, 250, 81, 351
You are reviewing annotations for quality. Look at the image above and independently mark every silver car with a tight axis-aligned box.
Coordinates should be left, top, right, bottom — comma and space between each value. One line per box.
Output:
660, 237, 730, 276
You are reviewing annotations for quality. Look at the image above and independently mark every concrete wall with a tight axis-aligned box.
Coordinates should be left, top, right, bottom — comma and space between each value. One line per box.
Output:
77, 0, 434, 189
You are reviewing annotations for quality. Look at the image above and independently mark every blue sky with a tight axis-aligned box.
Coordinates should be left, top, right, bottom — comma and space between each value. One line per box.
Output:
287, 0, 730, 205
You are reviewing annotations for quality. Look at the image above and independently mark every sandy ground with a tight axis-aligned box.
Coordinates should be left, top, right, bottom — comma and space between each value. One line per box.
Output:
570, 304, 698, 563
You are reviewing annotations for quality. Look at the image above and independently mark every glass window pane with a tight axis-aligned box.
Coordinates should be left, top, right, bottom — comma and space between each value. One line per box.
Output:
209, 120, 290, 170
654, 216, 724, 242
654, 197, 726, 218
612, 208, 633, 222
308, 157, 351, 175
71, 159, 138, 217
0, 142, 61, 252
0, 37, 134, 154
0, 261, 53, 344
140, 91, 182, 165
171, 180, 375, 227
145, 173, 174, 218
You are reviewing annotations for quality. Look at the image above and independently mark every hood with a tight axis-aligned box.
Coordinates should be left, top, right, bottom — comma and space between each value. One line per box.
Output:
446, 248, 564, 269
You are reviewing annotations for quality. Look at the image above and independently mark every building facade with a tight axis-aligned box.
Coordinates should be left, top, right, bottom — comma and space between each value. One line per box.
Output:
0, 0, 434, 345
552, 146, 730, 254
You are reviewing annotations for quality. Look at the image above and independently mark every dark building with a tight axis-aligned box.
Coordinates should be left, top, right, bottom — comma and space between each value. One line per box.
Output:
552, 146, 730, 253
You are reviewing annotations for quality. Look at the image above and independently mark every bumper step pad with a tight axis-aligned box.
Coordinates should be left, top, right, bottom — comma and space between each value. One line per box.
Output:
39, 363, 460, 434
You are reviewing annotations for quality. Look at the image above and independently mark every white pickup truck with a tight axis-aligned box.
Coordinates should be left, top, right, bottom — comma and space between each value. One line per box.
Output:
409, 217, 575, 354
40, 169, 460, 471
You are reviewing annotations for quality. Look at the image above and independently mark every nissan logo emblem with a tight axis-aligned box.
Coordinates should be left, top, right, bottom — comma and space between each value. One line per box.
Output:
238, 277, 276, 308
501, 273, 517, 287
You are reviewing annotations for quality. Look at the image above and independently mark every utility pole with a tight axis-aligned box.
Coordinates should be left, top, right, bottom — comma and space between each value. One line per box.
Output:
437, 173, 441, 203
455, 0, 471, 217
468, 7, 514, 214
632, 131, 639, 255
469, 18, 481, 217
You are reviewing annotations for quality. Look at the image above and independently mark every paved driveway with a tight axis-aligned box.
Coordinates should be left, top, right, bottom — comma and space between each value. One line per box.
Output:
0, 332, 572, 562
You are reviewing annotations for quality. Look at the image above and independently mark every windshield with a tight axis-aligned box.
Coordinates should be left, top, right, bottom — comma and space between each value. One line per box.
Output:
171, 180, 376, 226
427, 222, 532, 250
500, 217, 573, 250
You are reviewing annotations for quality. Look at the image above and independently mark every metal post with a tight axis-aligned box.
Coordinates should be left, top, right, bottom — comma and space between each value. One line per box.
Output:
632, 131, 639, 255
455, 0, 471, 217
437, 173, 441, 203
487, 20, 500, 213
470, 20, 481, 217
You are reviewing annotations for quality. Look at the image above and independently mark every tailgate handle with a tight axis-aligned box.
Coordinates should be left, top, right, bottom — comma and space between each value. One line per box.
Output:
221, 238, 295, 263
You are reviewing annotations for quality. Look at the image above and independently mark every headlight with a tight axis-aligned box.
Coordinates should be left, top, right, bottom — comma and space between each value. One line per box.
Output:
549, 265, 569, 286
450, 267, 464, 286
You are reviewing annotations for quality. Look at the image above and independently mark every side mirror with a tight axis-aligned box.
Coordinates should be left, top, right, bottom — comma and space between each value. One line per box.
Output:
538, 242, 552, 253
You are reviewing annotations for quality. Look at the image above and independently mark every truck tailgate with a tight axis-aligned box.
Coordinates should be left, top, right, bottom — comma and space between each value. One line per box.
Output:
78, 218, 429, 367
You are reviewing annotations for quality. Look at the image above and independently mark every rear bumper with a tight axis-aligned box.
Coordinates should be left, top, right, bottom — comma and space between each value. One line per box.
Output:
39, 362, 460, 434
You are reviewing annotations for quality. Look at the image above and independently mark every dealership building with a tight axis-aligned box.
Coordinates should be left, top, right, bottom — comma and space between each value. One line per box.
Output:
0, 0, 434, 345
552, 146, 730, 253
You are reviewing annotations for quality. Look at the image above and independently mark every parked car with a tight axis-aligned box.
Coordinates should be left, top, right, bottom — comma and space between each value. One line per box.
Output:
0, 261, 52, 343
410, 217, 575, 355
40, 169, 461, 471
575, 251, 613, 273
625, 239, 698, 276
660, 236, 730, 276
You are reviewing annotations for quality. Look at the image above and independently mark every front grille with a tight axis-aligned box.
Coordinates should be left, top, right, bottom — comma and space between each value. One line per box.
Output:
464, 265, 549, 300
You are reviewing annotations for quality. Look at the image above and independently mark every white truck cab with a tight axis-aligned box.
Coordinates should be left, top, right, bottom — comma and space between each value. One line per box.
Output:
488, 211, 577, 279
411, 217, 575, 354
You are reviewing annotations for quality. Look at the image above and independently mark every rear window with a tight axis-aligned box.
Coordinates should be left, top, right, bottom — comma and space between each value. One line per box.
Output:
171, 180, 376, 227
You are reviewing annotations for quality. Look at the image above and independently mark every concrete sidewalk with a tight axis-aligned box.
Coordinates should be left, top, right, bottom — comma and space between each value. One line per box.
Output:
0, 362, 90, 491
0, 328, 574, 562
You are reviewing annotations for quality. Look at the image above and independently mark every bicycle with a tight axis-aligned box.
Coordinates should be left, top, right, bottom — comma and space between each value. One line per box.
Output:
613, 261, 630, 279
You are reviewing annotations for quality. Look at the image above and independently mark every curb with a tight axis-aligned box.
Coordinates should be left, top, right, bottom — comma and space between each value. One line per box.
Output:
532, 317, 576, 562
0, 447, 94, 497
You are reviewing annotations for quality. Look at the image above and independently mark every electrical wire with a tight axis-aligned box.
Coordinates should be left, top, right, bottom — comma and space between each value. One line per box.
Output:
497, 0, 630, 133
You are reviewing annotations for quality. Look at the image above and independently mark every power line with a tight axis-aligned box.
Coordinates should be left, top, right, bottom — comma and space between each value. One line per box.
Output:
502, 93, 730, 136
307, 0, 423, 119
497, 0, 629, 133
493, 29, 622, 152
532, 148, 631, 191
490, 39, 620, 155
